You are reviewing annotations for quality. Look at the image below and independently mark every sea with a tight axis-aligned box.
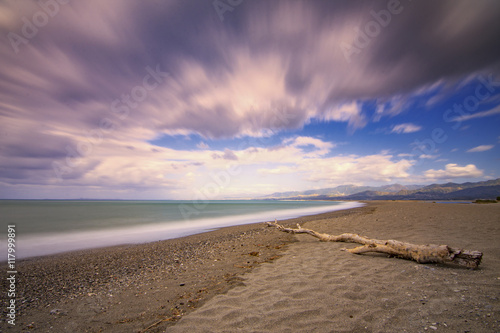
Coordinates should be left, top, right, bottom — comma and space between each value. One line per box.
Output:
0, 200, 363, 259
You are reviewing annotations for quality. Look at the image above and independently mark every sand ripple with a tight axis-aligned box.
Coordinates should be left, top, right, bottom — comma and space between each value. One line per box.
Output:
170, 202, 500, 332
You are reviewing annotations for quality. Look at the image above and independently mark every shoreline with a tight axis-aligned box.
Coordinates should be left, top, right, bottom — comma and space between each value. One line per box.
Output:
169, 200, 500, 333
1, 203, 372, 332
3, 201, 499, 332
3, 200, 363, 261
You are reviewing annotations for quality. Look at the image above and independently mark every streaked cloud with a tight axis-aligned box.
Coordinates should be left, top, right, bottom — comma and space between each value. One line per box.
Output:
391, 123, 422, 134
419, 154, 438, 159
0, 0, 499, 198
319, 102, 366, 130
467, 145, 494, 153
374, 95, 411, 121
451, 104, 500, 122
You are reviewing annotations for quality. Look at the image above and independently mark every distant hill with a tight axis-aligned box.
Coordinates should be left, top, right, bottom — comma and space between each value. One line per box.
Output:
262, 184, 424, 199
261, 179, 500, 201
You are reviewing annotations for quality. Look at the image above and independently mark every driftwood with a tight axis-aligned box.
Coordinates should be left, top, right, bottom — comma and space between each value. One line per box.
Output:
266, 220, 483, 269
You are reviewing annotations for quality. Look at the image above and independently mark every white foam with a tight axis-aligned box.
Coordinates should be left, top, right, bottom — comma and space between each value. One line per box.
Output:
13, 201, 363, 259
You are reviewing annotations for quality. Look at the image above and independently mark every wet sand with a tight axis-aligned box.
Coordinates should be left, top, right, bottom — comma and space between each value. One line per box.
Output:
2, 201, 499, 332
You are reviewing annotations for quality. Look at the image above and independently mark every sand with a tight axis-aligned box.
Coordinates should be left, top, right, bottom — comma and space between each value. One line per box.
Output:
1, 205, 361, 332
169, 201, 500, 333
2, 201, 499, 332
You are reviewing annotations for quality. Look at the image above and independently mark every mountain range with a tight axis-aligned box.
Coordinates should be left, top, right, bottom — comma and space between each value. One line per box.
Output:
261, 179, 500, 201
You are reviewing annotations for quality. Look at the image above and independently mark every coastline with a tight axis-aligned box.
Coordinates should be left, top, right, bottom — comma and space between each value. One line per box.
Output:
172, 200, 500, 333
2, 201, 499, 332
1, 203, 371, 332
2, 200, 362, 260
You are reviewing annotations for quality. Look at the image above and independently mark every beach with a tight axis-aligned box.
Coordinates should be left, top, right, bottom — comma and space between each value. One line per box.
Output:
2, 201, 499, 332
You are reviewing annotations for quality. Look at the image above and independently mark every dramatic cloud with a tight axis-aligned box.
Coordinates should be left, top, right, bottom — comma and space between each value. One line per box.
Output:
3, 1, 500, 136
1, 0, 499, 198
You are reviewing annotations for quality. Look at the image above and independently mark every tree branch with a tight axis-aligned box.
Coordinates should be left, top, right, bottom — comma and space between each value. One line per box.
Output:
266, 220, 482, 269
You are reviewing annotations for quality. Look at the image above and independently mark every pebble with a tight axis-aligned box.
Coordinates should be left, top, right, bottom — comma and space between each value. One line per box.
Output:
49, 309, 65, 315
5, 225, 289, 315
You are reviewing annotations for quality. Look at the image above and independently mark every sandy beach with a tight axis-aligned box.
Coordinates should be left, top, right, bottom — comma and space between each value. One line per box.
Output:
170, 201, 500, 333
2, 201, 499, 332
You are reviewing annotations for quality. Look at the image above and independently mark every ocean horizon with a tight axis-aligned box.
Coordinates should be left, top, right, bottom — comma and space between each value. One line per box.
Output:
1, 200, 363, 260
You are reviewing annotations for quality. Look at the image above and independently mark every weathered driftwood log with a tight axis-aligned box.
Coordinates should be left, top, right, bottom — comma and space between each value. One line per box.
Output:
266, 220, 483, 269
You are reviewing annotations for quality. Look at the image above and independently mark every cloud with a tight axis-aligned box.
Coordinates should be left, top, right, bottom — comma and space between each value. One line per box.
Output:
424, 163, 484, 179
2, 0, 500, 142
1, 1, 499, 197
298, 153, 414, 184
374, 95, 412, 121
467, 145, 494, 153
319, 102, 367, 130
0, 126, 485, 199
451, 104, 500, 122
197, 142, 209, 149
391, 123, 422, 134
419, 154, 438, 159
424, 93, 446, 108
258, 166, 296, 176
212, 148, 239, 161
285, 136, 335, 156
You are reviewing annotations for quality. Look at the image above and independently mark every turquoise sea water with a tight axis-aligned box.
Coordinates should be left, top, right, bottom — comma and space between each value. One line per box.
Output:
0, 200, 363, 259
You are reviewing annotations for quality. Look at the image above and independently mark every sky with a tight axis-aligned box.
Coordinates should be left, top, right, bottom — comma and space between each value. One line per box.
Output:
1, 0, 499, 200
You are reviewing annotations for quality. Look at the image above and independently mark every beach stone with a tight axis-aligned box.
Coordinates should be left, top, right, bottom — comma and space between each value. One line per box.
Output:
49, 308, 66, 315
